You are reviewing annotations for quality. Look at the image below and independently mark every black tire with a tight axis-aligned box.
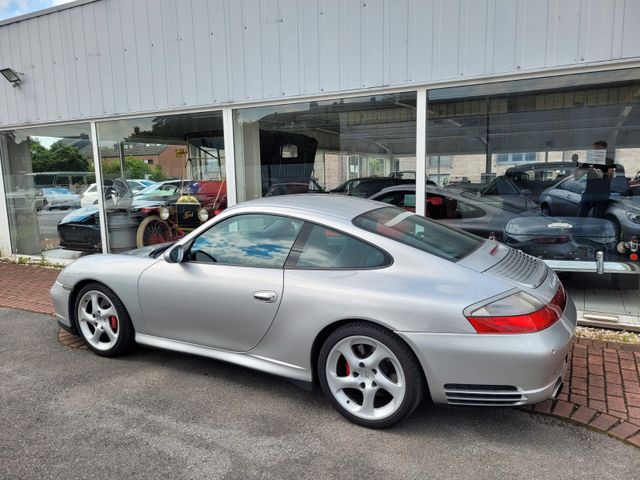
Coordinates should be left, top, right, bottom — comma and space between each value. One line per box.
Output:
540, 203, 551, 216
318, 321, 425, 428
73, 282, 136, 357
612, 274, 640, 291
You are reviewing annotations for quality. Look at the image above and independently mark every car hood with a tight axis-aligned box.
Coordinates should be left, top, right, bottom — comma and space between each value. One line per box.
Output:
121, 242, 175, 258
60, 206, 99, 224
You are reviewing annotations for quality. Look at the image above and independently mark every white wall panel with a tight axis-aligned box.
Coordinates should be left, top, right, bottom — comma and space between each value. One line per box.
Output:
82, 5, 102, 115
1, 0, 640, 127
210, 0, 230, 103
70, 8, 93, 116
299, 0, 320, 95
386, 0, 409, 84
226, 0, 246, 100
191, 0, 213, 106
0, 28, 11, 125
47, 13, 70, 119
178, 0, 197, 107
338, 0, 361, 90
319, 0, 340, 93
243, 0, 264, 100
622, 0, 640, 58
554, 0, 581, 64
278, 0, 301, 96
148, 0, 169, 108
462, 0, 488, 77
492, 0, 518, 73
435, 0, 461, 79
161, 0, 183, 108
102, 0, 127, 114
260, 0, 281, 98
120, 0, 143, 113
27, 18, 46, 121
518, 0, 548, 70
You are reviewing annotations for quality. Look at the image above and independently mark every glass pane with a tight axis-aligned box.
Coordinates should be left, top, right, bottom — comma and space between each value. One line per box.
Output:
187, 214, 303, 267
293, 224, 388, 269
353, 206, 482, 262
1, 125, 95, 257
427, 71, 640, 276
233, 92, 417, 202
95, 112, 226, 252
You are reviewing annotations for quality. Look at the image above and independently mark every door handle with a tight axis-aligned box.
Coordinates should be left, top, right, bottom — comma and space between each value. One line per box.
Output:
252, 291, 278, 303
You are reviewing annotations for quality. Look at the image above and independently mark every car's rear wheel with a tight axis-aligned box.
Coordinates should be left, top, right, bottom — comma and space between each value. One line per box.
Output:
318, 322, 425, 428
74, 283, 135, 357
136, 215, 173, 247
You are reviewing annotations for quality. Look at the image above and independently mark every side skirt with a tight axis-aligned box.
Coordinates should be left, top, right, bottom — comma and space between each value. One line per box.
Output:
135, 333, 312, 383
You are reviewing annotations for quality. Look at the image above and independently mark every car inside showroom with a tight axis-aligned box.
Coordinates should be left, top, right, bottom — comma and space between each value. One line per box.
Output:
1, 0, 640, 332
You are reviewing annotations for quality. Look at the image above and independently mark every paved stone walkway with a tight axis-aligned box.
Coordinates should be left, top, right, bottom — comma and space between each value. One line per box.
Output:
0, 261, 638, 446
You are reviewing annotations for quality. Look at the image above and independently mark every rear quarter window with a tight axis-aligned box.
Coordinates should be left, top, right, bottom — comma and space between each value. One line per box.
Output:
353, 206, 483, 262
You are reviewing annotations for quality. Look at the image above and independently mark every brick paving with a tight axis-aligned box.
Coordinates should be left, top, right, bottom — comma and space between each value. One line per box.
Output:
0, 261, 639, 445
529, 338, 640, 447
0, 262, 58, 315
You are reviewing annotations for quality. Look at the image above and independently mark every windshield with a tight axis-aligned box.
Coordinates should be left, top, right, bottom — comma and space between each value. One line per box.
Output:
43, 188, 73, 195
353, 206, 483, 262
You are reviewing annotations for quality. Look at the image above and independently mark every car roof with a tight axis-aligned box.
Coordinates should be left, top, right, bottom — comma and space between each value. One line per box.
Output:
233, 194, 384, 220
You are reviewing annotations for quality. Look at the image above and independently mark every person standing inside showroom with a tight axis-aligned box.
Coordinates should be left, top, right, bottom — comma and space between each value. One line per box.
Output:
576, 141, 612, 218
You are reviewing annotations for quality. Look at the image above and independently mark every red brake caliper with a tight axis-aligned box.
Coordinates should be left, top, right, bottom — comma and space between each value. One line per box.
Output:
110, 316, 118, 332
345, 360, 351, 376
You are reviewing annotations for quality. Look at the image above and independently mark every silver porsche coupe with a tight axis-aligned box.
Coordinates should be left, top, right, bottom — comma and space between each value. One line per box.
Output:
51, 195, 576, 428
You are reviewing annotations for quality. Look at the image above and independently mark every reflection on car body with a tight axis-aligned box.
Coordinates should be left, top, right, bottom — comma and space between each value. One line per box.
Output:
52, 195, 576, 428
41, 187, 81, 210
539, 174, 640, 243
369, 185, 622, 262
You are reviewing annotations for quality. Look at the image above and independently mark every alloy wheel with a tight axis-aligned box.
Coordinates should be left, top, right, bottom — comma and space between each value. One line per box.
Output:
77, 290, 120, 351
325, 335, 406, 421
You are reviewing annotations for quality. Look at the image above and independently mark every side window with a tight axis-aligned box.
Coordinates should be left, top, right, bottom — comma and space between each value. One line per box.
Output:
375, 192, 407, 207
187, 214, 303, 267
454, 199, 485, 219
564, 177, 586, 194
292, 224, 389, 269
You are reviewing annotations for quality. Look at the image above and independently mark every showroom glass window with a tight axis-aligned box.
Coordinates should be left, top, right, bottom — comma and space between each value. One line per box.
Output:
0, 124, 94, 256
95, 112, 226, 253
233, 92, 417, 202
424, 70, 640, 272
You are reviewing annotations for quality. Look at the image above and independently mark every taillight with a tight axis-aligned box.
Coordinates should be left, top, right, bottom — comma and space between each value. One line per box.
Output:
466, 285, 566, 334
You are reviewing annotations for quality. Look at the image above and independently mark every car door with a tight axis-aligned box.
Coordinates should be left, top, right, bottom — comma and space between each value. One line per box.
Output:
553, 178, 583, 215
137, 213, 303, 351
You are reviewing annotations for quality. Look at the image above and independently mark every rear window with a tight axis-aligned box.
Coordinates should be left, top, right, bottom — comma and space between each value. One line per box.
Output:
353, 206, 483, 262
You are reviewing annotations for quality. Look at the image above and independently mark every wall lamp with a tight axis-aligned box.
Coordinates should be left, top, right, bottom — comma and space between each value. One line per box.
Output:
1, 68, 23, 87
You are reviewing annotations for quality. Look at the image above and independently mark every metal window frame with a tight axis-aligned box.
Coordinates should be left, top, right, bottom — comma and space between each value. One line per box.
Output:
90, 121, 109, 254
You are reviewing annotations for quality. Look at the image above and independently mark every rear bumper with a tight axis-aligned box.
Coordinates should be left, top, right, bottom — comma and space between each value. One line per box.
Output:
397, 297, 576, 406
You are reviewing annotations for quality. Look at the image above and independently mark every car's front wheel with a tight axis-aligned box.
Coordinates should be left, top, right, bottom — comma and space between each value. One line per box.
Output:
74, 283, 135, 357
318, 322, 425, 428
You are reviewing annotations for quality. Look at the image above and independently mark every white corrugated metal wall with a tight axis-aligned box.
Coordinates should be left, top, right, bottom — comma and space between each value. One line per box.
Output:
1, 0, 640, 128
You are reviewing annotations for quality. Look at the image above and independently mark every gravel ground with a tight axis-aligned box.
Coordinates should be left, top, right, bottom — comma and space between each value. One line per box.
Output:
576, 326, 639, 344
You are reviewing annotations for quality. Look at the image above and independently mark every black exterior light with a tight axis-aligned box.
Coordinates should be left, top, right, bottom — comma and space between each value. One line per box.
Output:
1, 68, 23, 87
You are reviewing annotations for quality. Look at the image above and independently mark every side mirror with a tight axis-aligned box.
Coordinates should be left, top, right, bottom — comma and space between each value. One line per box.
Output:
164, 244, 184, 263
521, 189, 532, 196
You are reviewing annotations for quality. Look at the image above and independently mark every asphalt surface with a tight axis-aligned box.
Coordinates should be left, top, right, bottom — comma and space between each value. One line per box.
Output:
1, 308, 638, 480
